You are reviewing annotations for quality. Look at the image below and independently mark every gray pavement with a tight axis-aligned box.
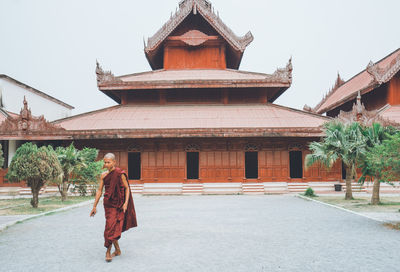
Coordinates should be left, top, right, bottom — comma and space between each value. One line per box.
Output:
0, 195, 399, 272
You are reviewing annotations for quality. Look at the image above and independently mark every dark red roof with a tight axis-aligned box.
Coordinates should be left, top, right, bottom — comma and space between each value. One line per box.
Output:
53, 103, 329, 138
314, 48, 400, 114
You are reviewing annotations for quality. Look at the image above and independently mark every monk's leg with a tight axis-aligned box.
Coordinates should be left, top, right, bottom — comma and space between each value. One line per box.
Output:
105, 245, 112, 262
112, 240, 121, 257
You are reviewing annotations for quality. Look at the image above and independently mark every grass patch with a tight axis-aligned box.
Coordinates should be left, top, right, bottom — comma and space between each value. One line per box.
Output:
0, 196, 94, 215
312, 196, 400, 213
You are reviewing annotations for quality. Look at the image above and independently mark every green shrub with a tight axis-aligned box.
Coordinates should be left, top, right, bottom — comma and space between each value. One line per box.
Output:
304, 187, 317, 197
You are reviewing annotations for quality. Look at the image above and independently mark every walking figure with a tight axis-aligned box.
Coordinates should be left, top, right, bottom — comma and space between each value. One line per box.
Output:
90, 153, 137, 262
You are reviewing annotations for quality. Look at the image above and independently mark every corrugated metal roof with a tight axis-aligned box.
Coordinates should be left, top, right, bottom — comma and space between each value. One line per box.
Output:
118, 69, 283, 82
55, 104, 329, 131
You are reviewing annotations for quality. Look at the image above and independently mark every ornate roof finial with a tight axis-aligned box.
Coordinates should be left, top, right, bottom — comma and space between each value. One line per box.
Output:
95, 60, 122, 86
271, 57, 293, 84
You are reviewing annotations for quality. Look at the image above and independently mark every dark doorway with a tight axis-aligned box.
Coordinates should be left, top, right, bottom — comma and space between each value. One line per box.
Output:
245, 151, 258, 179
289, 151, 303, 178
128, 152, 141, 180
342, 161, 346, 180
187, 152, 199, 179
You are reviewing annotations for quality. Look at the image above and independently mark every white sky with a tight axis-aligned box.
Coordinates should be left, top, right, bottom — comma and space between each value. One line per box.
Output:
0, 0, 399, 116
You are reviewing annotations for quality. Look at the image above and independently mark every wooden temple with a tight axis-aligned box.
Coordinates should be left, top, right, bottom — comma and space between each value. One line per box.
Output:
0, 0, 344, 187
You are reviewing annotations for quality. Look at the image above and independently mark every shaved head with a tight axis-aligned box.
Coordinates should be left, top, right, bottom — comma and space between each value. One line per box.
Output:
104, 153, 116, 161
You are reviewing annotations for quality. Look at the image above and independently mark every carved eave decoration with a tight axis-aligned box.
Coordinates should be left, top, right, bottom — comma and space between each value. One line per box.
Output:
336, 92, 399, 127
270, 58, 293, 84
144, 0, 253, 54
174, 29, 214, 46
185, 143, 201, 151
96, 61, 123, 87
244, 143, 259, 151
0, 97, 66, 135
313, 73, 345, 112
366, 54, 400, 85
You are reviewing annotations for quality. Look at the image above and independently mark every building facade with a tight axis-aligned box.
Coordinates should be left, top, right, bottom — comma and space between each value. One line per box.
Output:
0, 75, 73, 169
0, 0, 343, 189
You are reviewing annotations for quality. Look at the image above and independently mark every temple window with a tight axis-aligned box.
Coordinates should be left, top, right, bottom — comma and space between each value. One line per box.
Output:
128, 152, 141, 180
245, 151, 258, 179
289, 151, 303, 178
186, 152, 199, 179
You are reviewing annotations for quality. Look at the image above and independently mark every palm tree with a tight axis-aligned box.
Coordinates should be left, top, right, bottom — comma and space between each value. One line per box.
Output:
359, 123, 396, 205
305, 121, 367, 200
55, 143, 85, 201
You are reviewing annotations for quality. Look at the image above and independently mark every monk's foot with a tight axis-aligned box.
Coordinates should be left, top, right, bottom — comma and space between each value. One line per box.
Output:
105, 252, 112, 262
111, 250, 121, 257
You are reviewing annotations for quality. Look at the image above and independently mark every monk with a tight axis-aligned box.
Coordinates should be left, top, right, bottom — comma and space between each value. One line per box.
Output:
90, 153, 137, 262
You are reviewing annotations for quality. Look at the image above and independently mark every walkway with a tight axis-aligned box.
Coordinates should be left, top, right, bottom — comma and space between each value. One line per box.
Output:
0, 195, 399, 271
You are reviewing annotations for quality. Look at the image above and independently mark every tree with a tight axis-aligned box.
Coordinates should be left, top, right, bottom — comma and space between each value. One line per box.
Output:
359, 128, 399, 205
69, 148, 103, 196
6, 142, 62, 208
55, 144, 102, 200
305, 121, 367, 200
0, 144, 4, 169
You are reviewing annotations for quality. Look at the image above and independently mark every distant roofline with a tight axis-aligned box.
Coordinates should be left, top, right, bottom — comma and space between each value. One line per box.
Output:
314, 47, 400, 114
0, 74, 74, 110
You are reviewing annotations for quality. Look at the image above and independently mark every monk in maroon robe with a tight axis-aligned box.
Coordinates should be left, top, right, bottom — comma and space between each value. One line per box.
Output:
90, 153, 137, 262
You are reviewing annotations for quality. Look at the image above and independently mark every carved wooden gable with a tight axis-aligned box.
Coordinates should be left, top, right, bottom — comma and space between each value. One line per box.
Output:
0, 97, 65, 134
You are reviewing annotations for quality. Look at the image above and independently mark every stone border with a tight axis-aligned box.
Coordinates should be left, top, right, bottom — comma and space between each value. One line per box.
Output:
296, 194, 388, 223
0, 199, 94, 232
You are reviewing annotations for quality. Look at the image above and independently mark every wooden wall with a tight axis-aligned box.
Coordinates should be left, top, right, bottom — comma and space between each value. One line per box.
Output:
124, 88, 268, 106
73, 138, 342, 184
164, 42, 226, 70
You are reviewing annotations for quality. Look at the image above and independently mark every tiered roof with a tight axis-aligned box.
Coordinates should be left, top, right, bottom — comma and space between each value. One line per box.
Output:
96, 60, 293, 103
144, 0, 253, 70
53, 103, 329, 139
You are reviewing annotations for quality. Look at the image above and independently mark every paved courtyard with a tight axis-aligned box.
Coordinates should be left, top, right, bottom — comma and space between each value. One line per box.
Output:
0, 195, 399, 271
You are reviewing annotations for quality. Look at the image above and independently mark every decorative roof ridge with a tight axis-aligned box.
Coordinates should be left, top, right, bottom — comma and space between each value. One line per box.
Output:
53, 104, 122, 124
313, 72, 345, 112
0, 97, 66, 133
145, 0, 253, 53
366, 52, 400, 84
336, 91, 399, 127
269, 57, 293, 84
95, 61, 123, 86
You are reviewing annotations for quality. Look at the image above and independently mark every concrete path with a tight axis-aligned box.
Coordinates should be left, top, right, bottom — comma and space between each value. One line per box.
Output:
0, 195, 399, 272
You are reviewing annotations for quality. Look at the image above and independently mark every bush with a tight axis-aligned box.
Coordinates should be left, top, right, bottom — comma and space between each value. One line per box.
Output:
304, 187, 317, 197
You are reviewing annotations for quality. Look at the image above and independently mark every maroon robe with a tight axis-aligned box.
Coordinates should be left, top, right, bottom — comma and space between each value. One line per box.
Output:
103, 167, 137, 248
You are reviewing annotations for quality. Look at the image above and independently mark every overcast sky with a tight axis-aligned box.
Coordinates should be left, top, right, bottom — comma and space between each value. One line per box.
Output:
0, 0, 399, 116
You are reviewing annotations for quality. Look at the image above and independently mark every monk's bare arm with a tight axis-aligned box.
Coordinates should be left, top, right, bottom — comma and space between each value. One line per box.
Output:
121, 174, 130, 213
90, 172, 106, 217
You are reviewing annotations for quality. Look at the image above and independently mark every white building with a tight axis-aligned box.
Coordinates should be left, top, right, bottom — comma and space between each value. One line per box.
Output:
0, 74, 74, 167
